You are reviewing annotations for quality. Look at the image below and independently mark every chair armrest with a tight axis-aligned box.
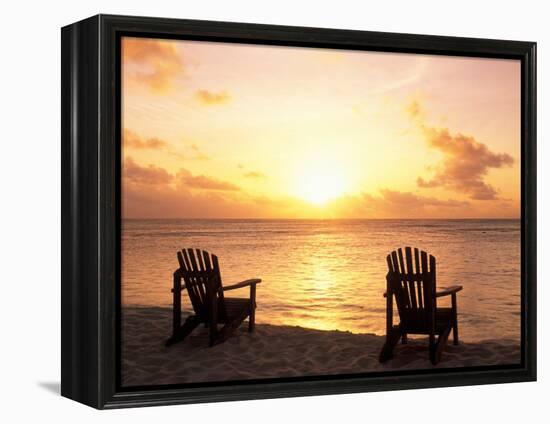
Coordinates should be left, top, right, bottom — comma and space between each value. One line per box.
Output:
435, 285, 463, 297
171, 269, 186, 292
222, 278, 262, 291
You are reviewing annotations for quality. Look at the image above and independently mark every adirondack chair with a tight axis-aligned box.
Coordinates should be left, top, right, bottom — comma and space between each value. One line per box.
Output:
379, 247, 463, 365
166, 248, 261, 347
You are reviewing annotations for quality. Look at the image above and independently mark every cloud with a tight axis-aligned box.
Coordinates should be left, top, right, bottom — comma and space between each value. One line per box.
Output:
195, 89, 231, 105
123, 129, 210, 161
407, 100, 514, 200
243, 171, 267, 179
122, 166, 276, 219
308, 189, 473, 219
121, 158, 512, 219
406, 99, 423, 120
189, 144, 209, 160
123, 157, 173, 185
416, 126, 514, 200
123, 129, 168, 149
123, 157, 238, 192
122, 38, 184, 93
122, 182, 236, 219
362, 189, 469, 213
177, 169, 240, 191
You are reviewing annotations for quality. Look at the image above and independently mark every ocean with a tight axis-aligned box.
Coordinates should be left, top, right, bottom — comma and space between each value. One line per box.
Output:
122, 219, 521, 342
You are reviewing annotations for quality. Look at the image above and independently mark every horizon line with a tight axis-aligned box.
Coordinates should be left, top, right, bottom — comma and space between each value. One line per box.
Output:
122, 217, 521, 221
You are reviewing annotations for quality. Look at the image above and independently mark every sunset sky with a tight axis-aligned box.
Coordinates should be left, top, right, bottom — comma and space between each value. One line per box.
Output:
122, 36, 520, 219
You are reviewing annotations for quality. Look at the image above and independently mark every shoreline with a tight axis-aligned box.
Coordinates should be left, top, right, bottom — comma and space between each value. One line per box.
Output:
122, 306, 521, 387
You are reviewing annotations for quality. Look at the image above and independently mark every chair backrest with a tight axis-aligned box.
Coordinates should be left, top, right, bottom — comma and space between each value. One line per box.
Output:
386, 247, 437, 331
176, 248, 226, 320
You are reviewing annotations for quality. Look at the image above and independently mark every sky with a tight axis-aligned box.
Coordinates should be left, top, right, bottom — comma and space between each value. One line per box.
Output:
121, 36, 521, 219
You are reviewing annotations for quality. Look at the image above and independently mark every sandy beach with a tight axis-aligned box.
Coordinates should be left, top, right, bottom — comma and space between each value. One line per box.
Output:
121, 307, 520, 387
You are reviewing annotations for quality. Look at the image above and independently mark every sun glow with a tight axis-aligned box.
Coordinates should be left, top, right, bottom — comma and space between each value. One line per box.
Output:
296, 163, 347, 205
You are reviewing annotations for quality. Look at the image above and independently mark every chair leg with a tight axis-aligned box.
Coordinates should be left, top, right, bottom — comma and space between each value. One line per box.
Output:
208, 323, 218, 347
208, 294, 218, 347
248, 310, 255, 332
452, 321, 459, 345
211, 310, 249, 346
248, 285, 256, 333
401, 333, 407, 344
432, 326, 452, 365
452, 294, 459, 345
429, 333, 436, 364
166, 316, 201, 347
379, 328, 402, 362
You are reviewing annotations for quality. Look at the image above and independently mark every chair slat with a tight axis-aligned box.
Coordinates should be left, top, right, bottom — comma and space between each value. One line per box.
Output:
187, 249, 206, 303
212, 254, 220, 272
414, 248, 423, 309
187, 248, 199, 272
390, 251, 405, 317
386, 254, 394, 273
187, 249, 204, 307
212, 255, 225, 310
177, 251, 187, 271
194, 249, 208, 304
195, 249, 206, 271
182, 249, 203, 313
405, 247, 417, 310
181, 249, 192, 272
203, 250, 212, 271
429, 254, 437, 308
420, 250, 433, 320
397, 248, 411, 309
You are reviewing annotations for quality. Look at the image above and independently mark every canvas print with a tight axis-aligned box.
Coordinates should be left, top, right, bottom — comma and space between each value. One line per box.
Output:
120, 36, 521, 387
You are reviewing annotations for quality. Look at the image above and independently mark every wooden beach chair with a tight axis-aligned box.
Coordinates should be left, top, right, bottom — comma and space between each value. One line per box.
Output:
379, 247, 463, 365
166, 248, 261, 347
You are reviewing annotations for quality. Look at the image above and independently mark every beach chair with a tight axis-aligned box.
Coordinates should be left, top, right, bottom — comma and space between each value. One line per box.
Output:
166, 248, 261, 347
379, 247, 463, 365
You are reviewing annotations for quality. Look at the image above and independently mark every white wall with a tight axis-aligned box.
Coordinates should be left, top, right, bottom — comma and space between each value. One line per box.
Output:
1, 0, 546, 422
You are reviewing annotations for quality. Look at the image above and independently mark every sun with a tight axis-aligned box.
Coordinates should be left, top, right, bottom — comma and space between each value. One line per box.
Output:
296, 164, 347, 205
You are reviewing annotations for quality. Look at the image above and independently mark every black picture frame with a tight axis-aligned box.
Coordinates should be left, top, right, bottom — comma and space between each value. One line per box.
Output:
61, 14, 537, 409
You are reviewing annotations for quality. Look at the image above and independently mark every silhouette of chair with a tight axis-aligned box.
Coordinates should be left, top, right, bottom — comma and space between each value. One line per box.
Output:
379, 247, 462, 365
166, 248, 261, 347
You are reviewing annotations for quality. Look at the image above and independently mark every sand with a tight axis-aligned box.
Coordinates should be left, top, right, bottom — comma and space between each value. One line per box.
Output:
121, 307, 521, 387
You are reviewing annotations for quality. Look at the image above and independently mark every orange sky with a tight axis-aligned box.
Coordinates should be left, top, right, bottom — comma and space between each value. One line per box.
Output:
122, 36, 521, 219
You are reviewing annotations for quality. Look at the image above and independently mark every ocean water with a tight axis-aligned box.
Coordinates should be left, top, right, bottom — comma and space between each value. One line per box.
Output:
122, 219, 521, 342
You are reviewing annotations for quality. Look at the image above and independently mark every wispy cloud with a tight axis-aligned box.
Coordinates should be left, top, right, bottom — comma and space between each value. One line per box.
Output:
406, 99, 424, 121
123, 157, 238, 192
123, 129, 211, 162
123, 157, 173, 185
243, 171, 267, 179
363, 189, 468, 212
122, 38, 184, 93
177, 169, 240, 191
189, 144, 209, 160
123, 129, 168, 149
317, 189, 472, 219
195, 89, 231, 105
